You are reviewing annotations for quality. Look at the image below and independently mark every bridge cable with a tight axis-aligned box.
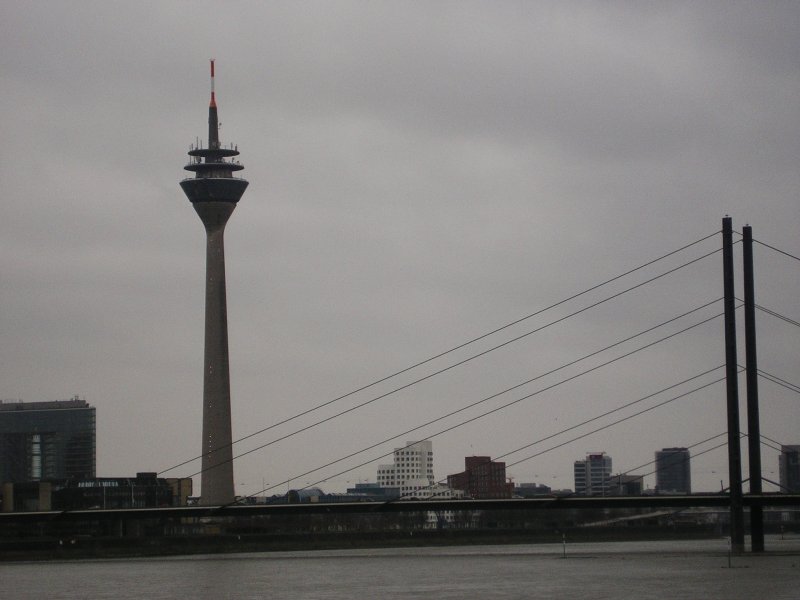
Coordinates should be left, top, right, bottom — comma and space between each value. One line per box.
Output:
756, 436, 783, 454
760, 433, 789, 450
586, 432, 731, 497
734, 297, 800, 328
168, 251, 724, 479
606, 432, 733, 482
414, 431, 743, 502
393, 430, 732, 503
159, 232, 722, 475
753, 239, 800, 263
248, 361, 730, 502
754, 304, 800, 328
388, 378, 735, 503
502, 372, 738, 471
755, 370, 800, 394
208, 305, 727, 490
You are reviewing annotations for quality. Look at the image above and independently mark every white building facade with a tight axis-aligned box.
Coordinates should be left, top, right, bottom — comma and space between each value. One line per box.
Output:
574, 452, 612, 496
377, 440, 435, 497
375, 440, 463, 528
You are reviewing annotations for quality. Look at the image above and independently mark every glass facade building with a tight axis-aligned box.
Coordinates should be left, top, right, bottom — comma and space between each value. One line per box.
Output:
0, 399, 96, 483
654, 447, 691, 494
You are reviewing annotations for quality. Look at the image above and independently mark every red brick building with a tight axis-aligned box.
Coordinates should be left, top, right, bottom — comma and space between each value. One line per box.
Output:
447, 456, 513, 499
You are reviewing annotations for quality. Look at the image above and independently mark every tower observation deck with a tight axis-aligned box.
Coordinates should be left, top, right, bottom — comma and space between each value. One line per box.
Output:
180, 60, 248, 506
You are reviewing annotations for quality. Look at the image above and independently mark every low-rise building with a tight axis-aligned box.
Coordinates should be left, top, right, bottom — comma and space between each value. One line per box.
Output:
609, 473, 644, 496
447, 456, 513, 499
513, 482, 552, 497
1, 472, 192, 512
346, 482, 400, 500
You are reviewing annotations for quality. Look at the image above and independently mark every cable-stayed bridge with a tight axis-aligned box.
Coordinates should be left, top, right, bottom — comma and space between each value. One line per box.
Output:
3, 218, 798, 554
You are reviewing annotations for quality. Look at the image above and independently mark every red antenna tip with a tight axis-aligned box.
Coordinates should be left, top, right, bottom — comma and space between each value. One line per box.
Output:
209, 59, 217, 108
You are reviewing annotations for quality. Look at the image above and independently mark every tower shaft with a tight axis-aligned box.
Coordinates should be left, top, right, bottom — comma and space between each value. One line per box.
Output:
197, 202, 236, 506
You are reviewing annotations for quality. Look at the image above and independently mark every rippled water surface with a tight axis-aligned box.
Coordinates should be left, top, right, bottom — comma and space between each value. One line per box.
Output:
3, 537, 799, 599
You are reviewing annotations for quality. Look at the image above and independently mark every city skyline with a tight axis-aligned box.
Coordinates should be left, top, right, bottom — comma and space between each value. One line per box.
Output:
2, 3, 798, 496
2, 396, 793, 499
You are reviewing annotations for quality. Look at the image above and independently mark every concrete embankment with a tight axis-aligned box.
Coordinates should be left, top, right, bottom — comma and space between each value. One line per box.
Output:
0, 525, 721, 561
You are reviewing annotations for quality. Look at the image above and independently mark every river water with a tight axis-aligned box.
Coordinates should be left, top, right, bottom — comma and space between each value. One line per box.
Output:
2, 537, 799, 599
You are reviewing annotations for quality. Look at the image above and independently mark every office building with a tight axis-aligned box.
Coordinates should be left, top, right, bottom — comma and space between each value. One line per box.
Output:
0, 398, 95, 483
655, 447, 691, 494
574, 452, 612, 496
779, 445, 800, 493
447, 456, 513, 499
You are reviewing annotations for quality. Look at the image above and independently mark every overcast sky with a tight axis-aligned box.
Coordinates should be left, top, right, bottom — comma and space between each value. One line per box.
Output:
2, 2, 798, 497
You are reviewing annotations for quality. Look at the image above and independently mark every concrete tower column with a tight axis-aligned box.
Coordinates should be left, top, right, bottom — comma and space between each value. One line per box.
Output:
196, 201, 236, 505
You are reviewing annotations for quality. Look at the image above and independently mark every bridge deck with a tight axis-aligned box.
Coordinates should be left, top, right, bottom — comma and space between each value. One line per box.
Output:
2, 494, 799, 524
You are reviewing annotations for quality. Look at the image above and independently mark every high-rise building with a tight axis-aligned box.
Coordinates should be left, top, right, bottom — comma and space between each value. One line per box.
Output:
573, 452, 612, 496
447, 456, 513, 499
180, 61, 249, 506
655, 447, 691, 494
779, 445, 800, 493
0, 398, 95, 483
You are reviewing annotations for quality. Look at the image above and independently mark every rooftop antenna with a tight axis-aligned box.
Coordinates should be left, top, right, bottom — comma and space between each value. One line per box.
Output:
208, 59, 219, 150
209, 58, 216, 108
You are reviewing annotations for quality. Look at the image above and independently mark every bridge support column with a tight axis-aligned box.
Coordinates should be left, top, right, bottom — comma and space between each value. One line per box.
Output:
722, 216, 745, 553
743, 225, 764, 552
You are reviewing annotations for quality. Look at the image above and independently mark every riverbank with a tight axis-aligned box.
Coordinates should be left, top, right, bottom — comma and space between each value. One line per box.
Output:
0, 524, 726, 561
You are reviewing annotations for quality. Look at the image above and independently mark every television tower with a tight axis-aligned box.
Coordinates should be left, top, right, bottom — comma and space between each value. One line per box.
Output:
180, 60, 248, 505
